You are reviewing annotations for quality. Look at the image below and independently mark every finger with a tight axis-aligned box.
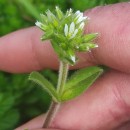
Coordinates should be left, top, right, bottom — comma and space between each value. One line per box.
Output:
15, 114, 45, 130
115, 121, 130, 130
0, 27, 58, 73
15, 70, 130, 130
0, 3, 130, 73
33, 129, 59, 130
0, 26, 93, 73
84, 2, 130, 73
15, 114, 60, 130
51, 70, 130, 130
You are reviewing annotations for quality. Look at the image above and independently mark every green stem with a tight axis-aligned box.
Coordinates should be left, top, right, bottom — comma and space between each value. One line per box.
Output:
42, 61, 69, 128
42, 101, 60, 128
57, 61, 69, 94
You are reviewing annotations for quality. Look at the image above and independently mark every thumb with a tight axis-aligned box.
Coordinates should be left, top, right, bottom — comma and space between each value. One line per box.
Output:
33, 129, 60, 130
15, 114, 61, 130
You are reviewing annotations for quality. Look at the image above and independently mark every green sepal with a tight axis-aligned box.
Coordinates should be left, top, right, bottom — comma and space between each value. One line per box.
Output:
51, 40, 76, 65
83, 33, 98, 42
54, 33, 66, 43
60, 66, 103, 102
40, 24, 48, 31
29, 71, 59, 102
40, 14, 48, 24
55, 6, 63, 19
78, 43, 98, 51
60, 42, 67, 49
46, 10, 59, 27
45, 10, 54, 22
65, 49, 76, 65
86, 43, 98, 48
51, 40, 64, 58
41, 30, 53, 41
66, 8, 73, 17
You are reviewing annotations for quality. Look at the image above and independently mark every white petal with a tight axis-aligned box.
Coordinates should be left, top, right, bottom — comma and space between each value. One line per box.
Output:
35, 21, 42, 28
87, 47, 91, 52
83, 16, 88, 21
84, 16, 90, 22
75, 10, 81, 15
76, 15, 88, 24
76, 12, 83, 18
77, 12, 83, 17
70, 29, 78, 39
87, 16, 90, 20
78, 16, 87, 23
66, 8, 72, 16
69, 8, 72, 12
71, 56, 76, 62
69, 22, 75, 34
79, 22, 85, 29
95, 44, 98, 48
55, 6, 58, 10
95, 33, 98, 35
64, 24, 68, 36
73, 29, 78, 36
77, 16, 83, 23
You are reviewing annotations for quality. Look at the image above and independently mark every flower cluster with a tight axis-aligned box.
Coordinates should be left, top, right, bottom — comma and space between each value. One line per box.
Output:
36, 7, 98, 65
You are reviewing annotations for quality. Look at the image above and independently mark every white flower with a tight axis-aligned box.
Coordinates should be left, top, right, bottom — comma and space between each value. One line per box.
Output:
55, 6, 59, 10
35, 7, 98, 64
64, 24, 68, 36
74, 10, 89, 24
95, 44, 98, 48
64, 22, 79, 39
70, 29, 78, 39
70, 56, 76, 63
35, 21, 42, 28
35, 21, 48, 30
77, 12, 83, 18
77, 16, 88, 24
69, 22, 75, 34
79, 22, 85, 30
75, 11, 83, 17
66, 8, 73, 16
75, 10, 81, 15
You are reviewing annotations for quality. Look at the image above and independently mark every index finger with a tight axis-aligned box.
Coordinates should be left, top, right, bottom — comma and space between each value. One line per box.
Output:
0, 2, 130, 73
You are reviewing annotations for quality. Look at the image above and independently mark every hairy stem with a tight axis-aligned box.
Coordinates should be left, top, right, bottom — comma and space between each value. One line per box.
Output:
42, 61, 69, 128
57, 61, 69, 94
42, 101, 60, 128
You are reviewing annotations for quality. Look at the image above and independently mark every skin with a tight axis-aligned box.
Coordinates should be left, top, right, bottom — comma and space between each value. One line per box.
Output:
0, 2, 130, 130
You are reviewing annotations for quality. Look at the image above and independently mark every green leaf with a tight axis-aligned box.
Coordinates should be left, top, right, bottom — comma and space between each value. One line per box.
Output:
17, 0, 40, 20
29, 71, 59, 102
0, 93, 14, 117
0, 109, 19, 130
60, 66, 103, 102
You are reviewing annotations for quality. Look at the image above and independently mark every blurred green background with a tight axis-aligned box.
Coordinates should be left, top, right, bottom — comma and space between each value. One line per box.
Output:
0, 0, 128, 129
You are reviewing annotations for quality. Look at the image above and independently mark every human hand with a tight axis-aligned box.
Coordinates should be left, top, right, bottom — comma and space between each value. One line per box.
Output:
1, 2, 130, 130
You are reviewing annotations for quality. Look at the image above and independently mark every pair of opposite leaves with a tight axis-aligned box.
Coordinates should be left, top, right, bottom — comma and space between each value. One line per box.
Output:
29, 66, 103, 102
